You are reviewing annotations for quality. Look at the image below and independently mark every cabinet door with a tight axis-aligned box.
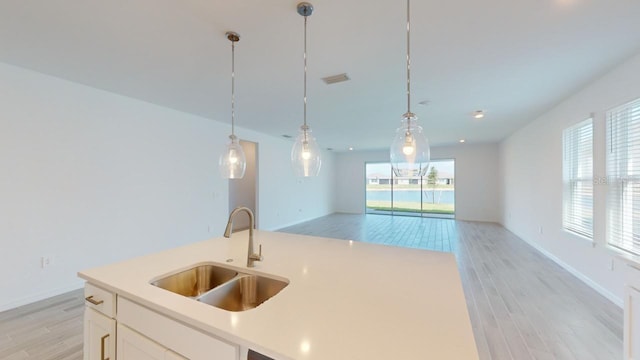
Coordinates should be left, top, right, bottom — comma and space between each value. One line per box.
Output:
84, 308, 115, 360
118, 324, 188, 360
118, 297, 237, 360
626, 285, 640, 360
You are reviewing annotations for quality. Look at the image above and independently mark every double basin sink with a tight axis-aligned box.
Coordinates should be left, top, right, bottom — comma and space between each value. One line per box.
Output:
151, 263, 288, 312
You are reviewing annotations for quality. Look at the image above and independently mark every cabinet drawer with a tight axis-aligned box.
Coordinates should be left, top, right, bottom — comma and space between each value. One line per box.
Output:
118, 297, 238, 360
84, 283, 116, 318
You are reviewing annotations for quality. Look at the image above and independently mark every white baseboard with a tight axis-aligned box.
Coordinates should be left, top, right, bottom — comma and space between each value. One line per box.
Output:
508, 227, 623, 308
0, 281, 84, 313
268, 212, 335, 231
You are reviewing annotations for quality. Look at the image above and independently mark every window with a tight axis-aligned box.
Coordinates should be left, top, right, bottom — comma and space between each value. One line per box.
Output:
563, 118, 593, 239
365, 160, 455, 218
607, 98, 640, 256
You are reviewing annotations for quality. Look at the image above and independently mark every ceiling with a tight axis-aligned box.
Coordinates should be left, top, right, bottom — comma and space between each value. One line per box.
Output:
1, 0, 640, 152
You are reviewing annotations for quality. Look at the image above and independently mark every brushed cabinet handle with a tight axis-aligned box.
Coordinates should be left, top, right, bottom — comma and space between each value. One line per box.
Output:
101, 334, 110, 360
85, 296, 104, 305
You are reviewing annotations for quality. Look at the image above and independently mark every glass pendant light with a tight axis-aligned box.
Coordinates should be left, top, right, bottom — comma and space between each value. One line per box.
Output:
291, 2, 321, 177
390, 0, 430, 177
219, 31, 246, 179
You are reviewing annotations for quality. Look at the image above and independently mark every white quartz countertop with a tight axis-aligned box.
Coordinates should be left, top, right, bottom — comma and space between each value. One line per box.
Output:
79, 230, 479, 360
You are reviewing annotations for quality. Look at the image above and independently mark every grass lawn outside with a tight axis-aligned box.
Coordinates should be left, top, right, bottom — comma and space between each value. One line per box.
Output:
366, 184, 454, 191
366, 200, 454, 214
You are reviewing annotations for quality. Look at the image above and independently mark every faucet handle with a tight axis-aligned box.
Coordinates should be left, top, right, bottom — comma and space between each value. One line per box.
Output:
250, 244, 263, 262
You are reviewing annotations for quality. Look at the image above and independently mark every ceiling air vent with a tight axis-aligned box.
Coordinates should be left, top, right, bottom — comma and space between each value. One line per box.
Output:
322, 73, 350, 85
282, 134, 293, 139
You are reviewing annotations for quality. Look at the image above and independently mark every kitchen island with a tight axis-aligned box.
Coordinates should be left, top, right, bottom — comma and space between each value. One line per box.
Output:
79, 230, 478, 360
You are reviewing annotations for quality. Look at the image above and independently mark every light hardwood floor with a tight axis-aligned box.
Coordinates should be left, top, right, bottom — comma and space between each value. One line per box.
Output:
0, 214, 622, 360
0, 289, 84, 360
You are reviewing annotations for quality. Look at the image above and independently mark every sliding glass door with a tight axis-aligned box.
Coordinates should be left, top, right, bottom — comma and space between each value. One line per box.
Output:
391, 173, 422, 214
364, 163, 393, 215
422, 160, 455, 216
365, 160, 455, 218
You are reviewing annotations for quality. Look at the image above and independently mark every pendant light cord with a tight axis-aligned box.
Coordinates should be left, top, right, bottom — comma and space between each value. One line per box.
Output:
407, 0, 412, 115
296, 2, 314, 147
405, 0, 412, 134
303, 15, 308, 133
231, 39, 236, 137
302, 14, 310, 145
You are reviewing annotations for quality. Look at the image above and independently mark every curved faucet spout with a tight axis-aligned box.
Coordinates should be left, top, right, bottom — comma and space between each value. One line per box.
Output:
224, 207, 263, 267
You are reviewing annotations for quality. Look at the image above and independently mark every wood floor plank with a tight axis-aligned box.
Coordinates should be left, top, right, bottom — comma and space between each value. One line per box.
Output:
0, 290, 83, 360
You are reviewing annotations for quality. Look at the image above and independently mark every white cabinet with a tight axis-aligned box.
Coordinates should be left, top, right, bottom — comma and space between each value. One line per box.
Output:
84, 308, 116, 360
84, 283, 117, 360
625, 264, 640, 360
83, 283, 239, 360
117, 297, 238, 360
117, 324, 187, 360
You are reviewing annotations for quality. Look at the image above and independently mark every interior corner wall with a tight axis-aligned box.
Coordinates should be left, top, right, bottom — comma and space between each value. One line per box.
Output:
0, 62, 335, 311
333, 143, 500, 222
500, 51, 640, 306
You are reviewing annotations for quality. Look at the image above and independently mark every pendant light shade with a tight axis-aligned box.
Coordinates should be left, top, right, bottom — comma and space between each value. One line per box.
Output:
390, 0, 430, 177
390, 113, 430, 177
291, 125, 321, 177
219, 31, 246, 179
291, 2, 321, 177
219, 134, 246, 179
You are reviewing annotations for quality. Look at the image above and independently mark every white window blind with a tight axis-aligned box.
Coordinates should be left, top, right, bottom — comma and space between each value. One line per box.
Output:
607, 98, 640, 256
563, 118, 593, 239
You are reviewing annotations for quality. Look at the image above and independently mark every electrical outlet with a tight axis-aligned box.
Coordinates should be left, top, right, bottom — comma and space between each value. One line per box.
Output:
538, 226, 543, 234
609, 258, 615, 271
41, 255, 54, 268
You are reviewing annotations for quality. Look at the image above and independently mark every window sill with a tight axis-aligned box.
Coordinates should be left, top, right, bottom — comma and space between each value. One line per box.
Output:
562, 228, 594, 246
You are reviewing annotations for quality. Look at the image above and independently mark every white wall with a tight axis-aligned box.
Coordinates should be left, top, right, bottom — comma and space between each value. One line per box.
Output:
500, 51, 640, 306
0, 62, 335, 311
229, 141, 257, 231
333, 143, 500, 222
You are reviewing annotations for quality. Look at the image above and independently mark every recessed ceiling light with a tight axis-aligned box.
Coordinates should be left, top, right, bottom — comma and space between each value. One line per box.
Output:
459, 139, 466, 143
418, 100, 430, 106
348, 147, 354, 151
473, 110, 485, 119
326, 147, 333, 151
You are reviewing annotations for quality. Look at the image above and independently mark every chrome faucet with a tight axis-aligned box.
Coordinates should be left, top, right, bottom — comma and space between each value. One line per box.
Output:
224, 207, 263, 267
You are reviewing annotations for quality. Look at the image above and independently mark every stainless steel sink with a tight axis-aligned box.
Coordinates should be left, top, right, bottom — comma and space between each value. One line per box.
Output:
197, 274, 288, 312
151, 264, 238, 298
151, 263, 288, 311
